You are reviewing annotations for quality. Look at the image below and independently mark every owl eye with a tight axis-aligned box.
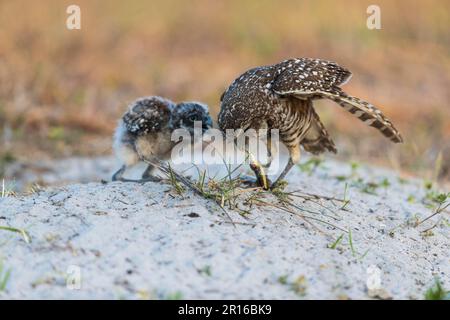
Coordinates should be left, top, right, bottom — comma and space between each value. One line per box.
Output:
188, 115, 197, 122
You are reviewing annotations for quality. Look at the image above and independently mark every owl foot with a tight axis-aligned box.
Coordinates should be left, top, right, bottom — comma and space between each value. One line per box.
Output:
112, 177, 161, 184
238, 174, 272, 190
112, 165, 162, 183
269, 179, 288, 191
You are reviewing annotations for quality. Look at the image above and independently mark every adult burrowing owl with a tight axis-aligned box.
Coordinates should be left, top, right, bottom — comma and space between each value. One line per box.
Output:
218, 58, 403, 189
113, 96, 212, 182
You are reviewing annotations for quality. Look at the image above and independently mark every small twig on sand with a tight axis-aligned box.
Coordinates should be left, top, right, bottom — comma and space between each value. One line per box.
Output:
286, 190, 346, 202
286, 200, 342, 221
271, 188, 344, 221
417, 202, 450, 227
420, 218, 443, 234
251, 198, 347, 234
214, 220, 256, 226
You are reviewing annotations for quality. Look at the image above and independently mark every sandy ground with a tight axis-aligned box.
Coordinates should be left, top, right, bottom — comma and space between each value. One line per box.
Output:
0, 156, 449, 299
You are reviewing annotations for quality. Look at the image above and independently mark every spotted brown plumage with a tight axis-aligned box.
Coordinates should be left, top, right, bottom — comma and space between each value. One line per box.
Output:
123, 96, 174, 135
218, 58, 403, 189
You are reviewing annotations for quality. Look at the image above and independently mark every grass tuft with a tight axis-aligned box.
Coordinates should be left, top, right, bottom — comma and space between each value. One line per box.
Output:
144, 158, 351, 233
164, 291, 184, 300
278, 275, 308, 297
1, 179, 15, 198
167, 164, 185, 195
417, 191, 449, 231
328, 233, 344, 249
424, 278, 449, 300
297, 157, 324, 176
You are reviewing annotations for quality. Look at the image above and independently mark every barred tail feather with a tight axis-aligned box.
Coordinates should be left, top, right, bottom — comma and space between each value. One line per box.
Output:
301, 108, 337, 155
322, 91, 403, 143
302, 134, 337, 155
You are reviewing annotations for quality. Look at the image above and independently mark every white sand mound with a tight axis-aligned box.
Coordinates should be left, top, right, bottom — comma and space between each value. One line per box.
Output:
0, 158, 448, 299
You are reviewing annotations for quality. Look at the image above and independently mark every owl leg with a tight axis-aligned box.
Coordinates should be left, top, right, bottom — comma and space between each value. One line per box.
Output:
270, 145, 300, 189
261, 130, 273, 168
270, 158, 294, 189
112, 164, 161, 183
141, 164, 162, 182
238, 157, 271, 189
233, 137, 270, 189
112, 140, 146, 182
249, 156, 270, 190
112, 165, 126, 181
112, 165, 139, 182
244, 140, 270, 190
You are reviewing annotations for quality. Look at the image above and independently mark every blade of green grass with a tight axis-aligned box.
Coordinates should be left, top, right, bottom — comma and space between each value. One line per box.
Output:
0, 261, 11, 291
348, 229, 356, 256
0, 226, 31, 243
329, 233, 344, 249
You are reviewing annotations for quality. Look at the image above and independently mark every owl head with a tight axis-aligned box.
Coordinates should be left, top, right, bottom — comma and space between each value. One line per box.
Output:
171, 102, 213, 135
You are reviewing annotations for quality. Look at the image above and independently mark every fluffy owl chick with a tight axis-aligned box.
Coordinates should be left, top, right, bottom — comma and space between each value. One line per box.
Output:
113, 96, 212, 182
218, 58, 403, 190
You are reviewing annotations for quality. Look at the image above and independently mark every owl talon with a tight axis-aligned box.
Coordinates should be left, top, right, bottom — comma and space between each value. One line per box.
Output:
238, 175, 257, 186
112, 164, 162, 183
239, 175, 271, 189
257, 175, 271, 190
113, 177, 161, 184
138, 176, 162, 184
249, 163, 270, 190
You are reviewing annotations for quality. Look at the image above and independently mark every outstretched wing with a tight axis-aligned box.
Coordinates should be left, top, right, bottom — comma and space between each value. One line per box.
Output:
123, 96, 174, 135
272, 58, 403, 143
273, 58, 352, 95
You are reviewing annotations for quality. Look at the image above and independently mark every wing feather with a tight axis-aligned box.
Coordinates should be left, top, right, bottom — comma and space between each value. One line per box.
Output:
271, 58, 402, 143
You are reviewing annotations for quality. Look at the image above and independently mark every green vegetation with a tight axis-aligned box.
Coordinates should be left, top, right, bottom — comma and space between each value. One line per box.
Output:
0, 226, 31, 244
0, 260, 11, 291
334, 162, 394, 196
198, 265, 212, 277
151, 159, 349, 233
1, 179, 14, 198
298, 157, 324, 176
278, 275, 308, 297
0, 152, 15, 177
48, 126, 66, 141
424, 279, 449, 300
328, 233, 344, 249
340, 183, 350, 210
164, 291, 184, 300
327, 229, 369, 259
167, 164, 185, 195
416, 191, 449, 231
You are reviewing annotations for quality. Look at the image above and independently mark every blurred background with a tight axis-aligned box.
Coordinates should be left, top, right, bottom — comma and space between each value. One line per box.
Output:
0, 0, 449, 188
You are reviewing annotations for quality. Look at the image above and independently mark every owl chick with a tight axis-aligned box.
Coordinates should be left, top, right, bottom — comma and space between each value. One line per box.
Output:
218, 58, 403, 190
112, 96, 212, 182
